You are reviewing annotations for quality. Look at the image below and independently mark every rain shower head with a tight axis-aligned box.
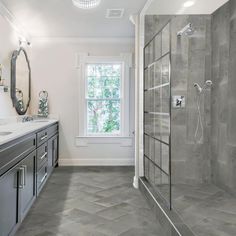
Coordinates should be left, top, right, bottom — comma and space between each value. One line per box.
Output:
177, 23, 195, 37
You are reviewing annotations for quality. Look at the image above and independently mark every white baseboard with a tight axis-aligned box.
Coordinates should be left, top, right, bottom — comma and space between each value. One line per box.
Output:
59, 158, 135, 166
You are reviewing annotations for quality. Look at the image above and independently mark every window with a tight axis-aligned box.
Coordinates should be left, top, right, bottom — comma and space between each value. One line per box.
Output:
86, 63, 122, 135
77, 54, 131, 138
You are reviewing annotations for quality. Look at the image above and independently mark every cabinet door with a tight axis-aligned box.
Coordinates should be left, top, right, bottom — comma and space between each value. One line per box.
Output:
47, 137, 53, 175
48, 134, 58, 168
53, 135, 58, 166
19, 151, 36, 220
0, 168, 19, 236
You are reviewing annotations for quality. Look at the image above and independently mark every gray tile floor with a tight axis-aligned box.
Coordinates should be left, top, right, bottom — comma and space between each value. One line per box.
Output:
172, 184, 236, 236
15, 167, 163, 236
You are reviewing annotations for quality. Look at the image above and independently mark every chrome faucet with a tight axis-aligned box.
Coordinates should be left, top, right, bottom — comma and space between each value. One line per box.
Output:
22, 116, 34, 123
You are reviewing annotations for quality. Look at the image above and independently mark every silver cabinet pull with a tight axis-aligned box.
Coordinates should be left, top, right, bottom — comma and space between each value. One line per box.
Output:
18, 167, 25, 189
40, 173, 47, 184
22, 165, 27, 186
40, 134, 47, 141
40, 152, 48, 160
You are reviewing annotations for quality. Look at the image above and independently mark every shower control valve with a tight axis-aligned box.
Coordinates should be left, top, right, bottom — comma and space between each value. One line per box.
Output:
172, 96, 186, 108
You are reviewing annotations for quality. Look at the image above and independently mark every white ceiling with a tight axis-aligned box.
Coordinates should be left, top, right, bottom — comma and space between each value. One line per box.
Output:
0, 0, 229, 38
146, 0, 229, 15
0, 0, 147, 38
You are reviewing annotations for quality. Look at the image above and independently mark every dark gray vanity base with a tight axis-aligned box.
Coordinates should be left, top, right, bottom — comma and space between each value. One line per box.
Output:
0, 122, 59, 236
139, 177, 195, 236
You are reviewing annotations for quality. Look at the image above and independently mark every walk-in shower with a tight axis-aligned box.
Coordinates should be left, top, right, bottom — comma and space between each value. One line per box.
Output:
142, 11, 236, 236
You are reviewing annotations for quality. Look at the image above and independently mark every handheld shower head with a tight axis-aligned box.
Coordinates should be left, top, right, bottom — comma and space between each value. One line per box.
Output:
194, 83, 202, 93
194, 80, 213, 94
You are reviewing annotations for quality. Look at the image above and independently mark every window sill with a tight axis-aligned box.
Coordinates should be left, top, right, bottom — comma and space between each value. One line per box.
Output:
75, 136, 133, 147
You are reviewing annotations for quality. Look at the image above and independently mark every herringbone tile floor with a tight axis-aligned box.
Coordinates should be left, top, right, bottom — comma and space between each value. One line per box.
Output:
15, 167, 163, 236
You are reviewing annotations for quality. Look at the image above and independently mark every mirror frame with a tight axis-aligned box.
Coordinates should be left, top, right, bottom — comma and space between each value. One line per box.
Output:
11, 47, 31, 115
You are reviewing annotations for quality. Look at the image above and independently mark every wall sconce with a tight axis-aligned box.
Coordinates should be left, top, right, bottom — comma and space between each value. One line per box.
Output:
0, 64, 8, 92
19, 36, 31, 47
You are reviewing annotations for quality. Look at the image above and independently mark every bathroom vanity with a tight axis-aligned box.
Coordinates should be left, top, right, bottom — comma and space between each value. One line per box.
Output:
0, 120, 59, 236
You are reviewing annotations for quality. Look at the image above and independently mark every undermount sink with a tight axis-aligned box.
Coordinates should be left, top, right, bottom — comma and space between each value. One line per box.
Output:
33, 120, 49, 123
0, 131, 13, 136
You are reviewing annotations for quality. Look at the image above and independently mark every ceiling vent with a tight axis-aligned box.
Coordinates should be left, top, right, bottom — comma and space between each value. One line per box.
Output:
106, 9, 124, 19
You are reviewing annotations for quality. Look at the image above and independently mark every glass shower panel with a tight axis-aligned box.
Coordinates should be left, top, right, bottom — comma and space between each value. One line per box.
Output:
154, 34, 162, 60
144, 91, 150, 112
144, 156, 149, 179
144, 22, 171, 208
144, 134, 149, 157
149, 161, 155, 184
161, 85, 170, 113
144, 69, 149, 90
144, 45, 149, 68
144, 113, 151, 135
149, 64, 155, 88
149, 137, 155, 162
154, 61, 161, 87
149, 40, 154, 65
160, 115, 170, 144
154, 166, 170, 202
150, 114, 155, 137
161, 55, 170, 84
161, 144, 169, 174
154, 114, 161, 140
154, 88, 161, 113
155, 140, 161, 166
162, 24, 170, 55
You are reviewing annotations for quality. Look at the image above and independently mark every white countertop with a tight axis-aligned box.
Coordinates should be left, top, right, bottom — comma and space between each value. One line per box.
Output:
0, 119, 58, 146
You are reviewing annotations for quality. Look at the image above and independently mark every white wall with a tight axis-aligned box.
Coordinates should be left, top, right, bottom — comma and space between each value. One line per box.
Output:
0, 13, 18, 117
30, 38, 135, 166
146, 0, 228, 15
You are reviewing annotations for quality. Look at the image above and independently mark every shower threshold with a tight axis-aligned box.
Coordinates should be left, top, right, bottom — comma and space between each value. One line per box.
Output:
139, 178, 236, 236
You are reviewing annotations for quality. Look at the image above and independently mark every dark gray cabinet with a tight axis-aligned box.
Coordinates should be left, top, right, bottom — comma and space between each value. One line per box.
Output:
47, 134, 58, 174
52, 134, 58, 167
0, 151, 36, 236
0, 122, 59, 236
19, 151, 36, 220
47, 136, 53, 175
0, 167, 19, 236
37, 163, 48, 194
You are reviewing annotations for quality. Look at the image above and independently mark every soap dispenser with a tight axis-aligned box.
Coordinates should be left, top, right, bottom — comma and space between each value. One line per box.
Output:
38, 90, 49, 117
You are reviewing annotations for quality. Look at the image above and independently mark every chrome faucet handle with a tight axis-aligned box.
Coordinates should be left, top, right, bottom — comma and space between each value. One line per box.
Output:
22, 116, 34, 123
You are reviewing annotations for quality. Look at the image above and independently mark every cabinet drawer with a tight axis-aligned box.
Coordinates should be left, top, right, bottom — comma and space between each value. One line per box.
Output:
47, 124, 58, 139
37, 163, 48, 194
36, 143, 48, 171
0, 134, 36, 177
36, 124, 58, 147
37, 129, 48, 147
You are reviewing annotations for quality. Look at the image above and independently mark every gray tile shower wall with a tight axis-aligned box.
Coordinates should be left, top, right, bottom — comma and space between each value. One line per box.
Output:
145, 16, 172, 45
145, 15, 212, 185
211, 0, 236, 196
171, 15, 212, 185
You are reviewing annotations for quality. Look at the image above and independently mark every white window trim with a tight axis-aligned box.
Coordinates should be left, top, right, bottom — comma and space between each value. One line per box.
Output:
76, 53, 132, 138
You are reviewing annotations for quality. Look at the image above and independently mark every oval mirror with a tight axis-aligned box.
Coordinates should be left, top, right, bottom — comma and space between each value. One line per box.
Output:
11, 47, 31, 115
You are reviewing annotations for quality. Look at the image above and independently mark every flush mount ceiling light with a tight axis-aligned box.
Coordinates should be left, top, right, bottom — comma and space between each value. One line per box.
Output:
183, 1, 195, 7
72, 0, 101, 9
